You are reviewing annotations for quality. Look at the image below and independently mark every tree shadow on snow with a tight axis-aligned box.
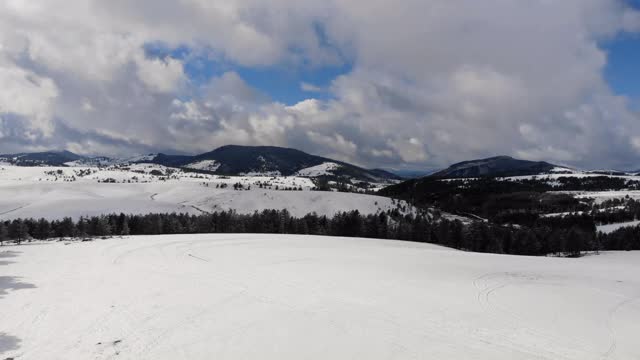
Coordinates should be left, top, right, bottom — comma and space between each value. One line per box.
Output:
0, 276, 35, 299
0, 333, 20, 355
0, 251, 20, 259
0, 251, 35, 356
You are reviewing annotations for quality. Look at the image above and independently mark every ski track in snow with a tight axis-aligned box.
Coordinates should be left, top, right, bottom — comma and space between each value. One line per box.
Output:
1, 235, 639, 359
0, 205, 25, 216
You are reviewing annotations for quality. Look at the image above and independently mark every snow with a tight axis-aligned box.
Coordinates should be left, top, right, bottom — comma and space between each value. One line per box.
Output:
296, 162, 342, 177
542, 211, 586, 218
1, 235, 639, 359
0, 165, 410, 219
549, 166, 577, 173
184, 160, 220, 172
240, 171, 282, 176
597, 220, 640, 234
501, 172, 640, 183
555, 190, 640, 204
118, 154, 158, 164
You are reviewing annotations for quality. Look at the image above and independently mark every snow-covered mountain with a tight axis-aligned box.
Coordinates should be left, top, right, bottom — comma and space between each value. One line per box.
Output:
0, 146, 401, 184
149, 145, 401, 182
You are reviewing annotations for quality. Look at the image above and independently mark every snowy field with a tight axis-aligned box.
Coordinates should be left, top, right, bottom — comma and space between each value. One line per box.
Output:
0, 165, 408, 220
1, 234, 639, 360
570, 190, 640, 204
597, 220, 640, 234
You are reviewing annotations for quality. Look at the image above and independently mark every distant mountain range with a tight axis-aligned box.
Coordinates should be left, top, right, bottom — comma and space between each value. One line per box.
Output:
3, 149, 633, 183
0, 146, 401, 182
0, 151, 85, 167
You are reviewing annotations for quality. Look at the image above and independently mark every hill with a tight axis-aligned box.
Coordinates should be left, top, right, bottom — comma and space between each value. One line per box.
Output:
0, 146, 401, 183
431, 156, 557, 178
150, 145, 401, 182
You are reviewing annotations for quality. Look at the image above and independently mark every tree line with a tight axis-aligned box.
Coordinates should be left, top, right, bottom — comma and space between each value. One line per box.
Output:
380, 176, 640, 224
2, 209, 635, 257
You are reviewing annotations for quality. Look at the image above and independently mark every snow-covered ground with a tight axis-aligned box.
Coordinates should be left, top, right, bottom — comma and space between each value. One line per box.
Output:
1, 235, 638, 359
551, 190, 640, 205
0, 165, 409, 219
183, 160, 220, 172
597, 220, 640, 234
296, 162, 341, 177
502, 173, 640, 182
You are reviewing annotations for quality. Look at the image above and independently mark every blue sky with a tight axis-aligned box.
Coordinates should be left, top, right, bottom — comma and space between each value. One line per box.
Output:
145, 42, 352, 105
149, 36, 640, 108
603, 0, 640, 107
604, 33, 640, 106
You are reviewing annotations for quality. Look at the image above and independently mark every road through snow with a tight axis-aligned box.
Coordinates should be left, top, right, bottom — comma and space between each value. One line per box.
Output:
1, 235, 639, 359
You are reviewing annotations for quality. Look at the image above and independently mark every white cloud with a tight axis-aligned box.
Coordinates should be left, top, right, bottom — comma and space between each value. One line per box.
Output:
170, 100, 211, 122
0, 57, 58, 137
301, 82, 324, 92
623, 8, 640, 32
0, 0, 639, 169
307, 131, 358, 158
137, 57, 185, 93
387, 137, 428, 163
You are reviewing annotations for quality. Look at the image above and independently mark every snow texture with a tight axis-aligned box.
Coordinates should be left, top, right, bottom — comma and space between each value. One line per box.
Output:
1, 235, 639, 359
184, 160, 221, 172
597, 220, 640, 234
296, 162, 342, 177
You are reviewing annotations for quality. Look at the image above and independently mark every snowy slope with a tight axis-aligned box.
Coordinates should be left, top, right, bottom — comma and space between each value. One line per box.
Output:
1, 235, 639, 359
183, 160, 220, 172
0, 165, 409, 219
296, 162, 341, 177
554, 190, 640, 204
597, 220, 640, 234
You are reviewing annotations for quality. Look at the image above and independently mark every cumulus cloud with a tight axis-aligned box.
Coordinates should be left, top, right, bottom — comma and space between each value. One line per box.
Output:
0, 57, 58, 137
137, 57, 186, 93
0, 0, 639, 170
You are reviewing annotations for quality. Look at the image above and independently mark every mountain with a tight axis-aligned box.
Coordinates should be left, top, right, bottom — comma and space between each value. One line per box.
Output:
0, 146, 401, 182
150, 145, 401, 182
431, 156, 557, 179
0, 151, 85, 166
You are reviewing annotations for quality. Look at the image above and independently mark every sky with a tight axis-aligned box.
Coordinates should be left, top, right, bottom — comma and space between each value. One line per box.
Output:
1, 1, 640, 170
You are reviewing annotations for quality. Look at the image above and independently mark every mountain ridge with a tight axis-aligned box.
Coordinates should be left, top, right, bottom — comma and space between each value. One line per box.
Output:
0, 146, 402, 182
430, 155, 558, 179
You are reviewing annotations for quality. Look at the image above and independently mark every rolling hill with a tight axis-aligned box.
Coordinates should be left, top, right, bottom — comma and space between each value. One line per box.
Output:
151, 145, 401, 182
431, 156, 557, 179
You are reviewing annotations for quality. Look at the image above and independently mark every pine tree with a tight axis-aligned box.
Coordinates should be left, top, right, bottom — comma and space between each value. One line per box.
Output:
76, 217, 88, 239
0, 222, 8, 246
59, 217, 75, 238
9, 219, 29, 244
565, 226, 584, 257
121, 218, 130, 236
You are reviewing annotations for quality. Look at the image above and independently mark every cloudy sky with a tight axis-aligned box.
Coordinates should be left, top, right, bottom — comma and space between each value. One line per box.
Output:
1, 0, 640, 170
